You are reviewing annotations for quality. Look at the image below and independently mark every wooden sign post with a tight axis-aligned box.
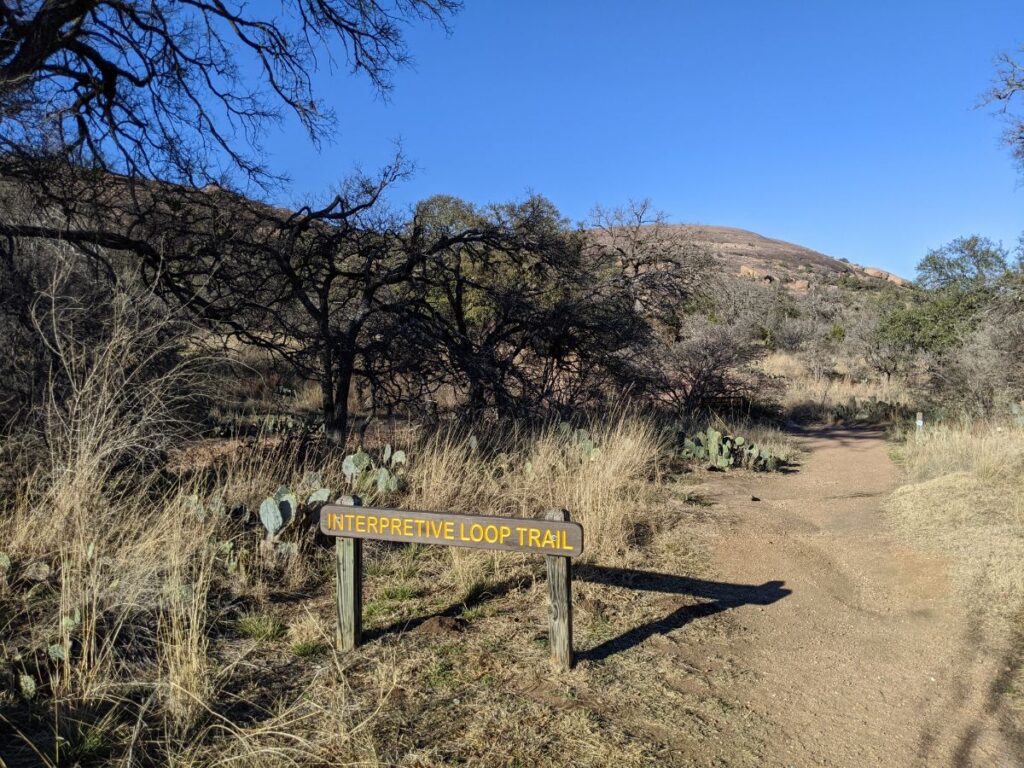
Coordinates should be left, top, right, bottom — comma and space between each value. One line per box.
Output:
544, 508, 573, 671
333, 495, 363, 651
321, 498, 584, 670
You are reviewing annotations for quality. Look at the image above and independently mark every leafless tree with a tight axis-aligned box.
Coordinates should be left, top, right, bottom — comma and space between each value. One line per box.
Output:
394, 194, 648, 419
588, 199, 713, 336
0, 0, 459, 187
654, 317, 765, 416
986, 46, 1024, 174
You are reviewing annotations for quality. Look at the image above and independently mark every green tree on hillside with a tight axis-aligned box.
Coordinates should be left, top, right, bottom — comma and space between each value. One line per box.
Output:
860, 237, 1009, 383
916, 236, 1008, 293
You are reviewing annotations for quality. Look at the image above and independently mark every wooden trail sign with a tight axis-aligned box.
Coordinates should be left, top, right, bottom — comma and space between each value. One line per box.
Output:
321, 499, 583, 670
320, 505, 583, 556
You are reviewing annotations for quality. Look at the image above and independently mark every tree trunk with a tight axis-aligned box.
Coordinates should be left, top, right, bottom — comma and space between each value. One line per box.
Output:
320, 375, 335, 432
325, 360, 354, 447
467, 376, 486, 411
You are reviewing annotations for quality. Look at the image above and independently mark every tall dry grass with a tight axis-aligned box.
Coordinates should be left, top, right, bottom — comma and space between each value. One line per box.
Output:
2, 413, 669, 763
404, 414, 667, 561
0, 275, 258, 763
0, 474, 231, 761
761, 351, 912, 423
888, 422, 1024, 631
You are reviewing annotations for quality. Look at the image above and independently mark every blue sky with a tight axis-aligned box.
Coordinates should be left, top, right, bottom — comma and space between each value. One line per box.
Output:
264, 1, 1024, 278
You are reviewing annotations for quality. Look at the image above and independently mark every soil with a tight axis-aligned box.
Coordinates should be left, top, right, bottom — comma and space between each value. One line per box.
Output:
700, 426, 1021, 767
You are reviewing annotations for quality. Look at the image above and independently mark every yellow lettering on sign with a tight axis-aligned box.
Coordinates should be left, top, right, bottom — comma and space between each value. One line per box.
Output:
558, 530, 574, 551
322, 508, 578, 556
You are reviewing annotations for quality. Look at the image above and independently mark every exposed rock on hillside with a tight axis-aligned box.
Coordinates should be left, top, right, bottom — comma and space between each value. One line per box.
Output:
670, 225, 909, 288
861, 267, 910, 287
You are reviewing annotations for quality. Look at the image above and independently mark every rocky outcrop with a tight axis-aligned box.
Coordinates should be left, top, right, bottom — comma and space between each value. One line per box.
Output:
862, 267, 910, 287
739, 265, 777, 283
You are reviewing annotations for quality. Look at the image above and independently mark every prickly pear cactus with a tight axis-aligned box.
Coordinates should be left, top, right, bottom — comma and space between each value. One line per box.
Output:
678, 429, 781, 472
307, 488, 332, 505
342, 450, 372, 483
259, 484, 299, 545
559, 425, 603, 461
1012, 402, 1024, 427
340, 446, 406, 501
259, 497, 283, 538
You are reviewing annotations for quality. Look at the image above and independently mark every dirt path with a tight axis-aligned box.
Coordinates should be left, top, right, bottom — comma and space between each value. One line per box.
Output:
703, 426, 1019, 767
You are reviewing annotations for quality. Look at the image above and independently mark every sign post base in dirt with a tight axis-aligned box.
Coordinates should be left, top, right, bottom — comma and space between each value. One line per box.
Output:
321, 500, 584, 670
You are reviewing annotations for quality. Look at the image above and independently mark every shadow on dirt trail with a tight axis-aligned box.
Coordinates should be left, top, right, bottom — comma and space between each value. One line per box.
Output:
575, 566, 791, 663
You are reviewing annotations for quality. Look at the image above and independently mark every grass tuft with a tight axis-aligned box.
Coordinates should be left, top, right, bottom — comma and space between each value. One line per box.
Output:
235, 611, 286, 641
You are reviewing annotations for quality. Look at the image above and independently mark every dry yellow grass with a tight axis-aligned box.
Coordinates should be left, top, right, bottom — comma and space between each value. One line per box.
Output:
0, 406, 684, 764
761, 351, 913, 423
158, 526, 215, 734
887, 422, 1024, 632
405, 414, 667, 560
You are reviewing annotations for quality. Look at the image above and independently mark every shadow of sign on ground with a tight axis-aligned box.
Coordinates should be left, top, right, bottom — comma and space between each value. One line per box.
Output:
365, 564, 791, 664
575, 566, 792, 663
365, 575, 529, 641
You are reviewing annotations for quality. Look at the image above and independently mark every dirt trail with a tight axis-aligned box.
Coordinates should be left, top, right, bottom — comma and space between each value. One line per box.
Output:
704, 426, 1019, 767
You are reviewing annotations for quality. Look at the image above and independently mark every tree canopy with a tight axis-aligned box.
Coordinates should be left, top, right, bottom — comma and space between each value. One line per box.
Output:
915, 235, 1008, 293
0, 0, 459, 187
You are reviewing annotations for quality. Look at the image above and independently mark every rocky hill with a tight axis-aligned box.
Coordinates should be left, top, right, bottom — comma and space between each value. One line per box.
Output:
676, 225, 910, 288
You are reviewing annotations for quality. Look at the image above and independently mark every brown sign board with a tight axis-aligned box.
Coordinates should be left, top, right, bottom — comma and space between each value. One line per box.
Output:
320, 505, 584, 557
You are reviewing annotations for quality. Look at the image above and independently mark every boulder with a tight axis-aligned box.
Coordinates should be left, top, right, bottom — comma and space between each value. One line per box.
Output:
739, 265, 777, 283
739, 265, 760, 279
862, 267, 910, 287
